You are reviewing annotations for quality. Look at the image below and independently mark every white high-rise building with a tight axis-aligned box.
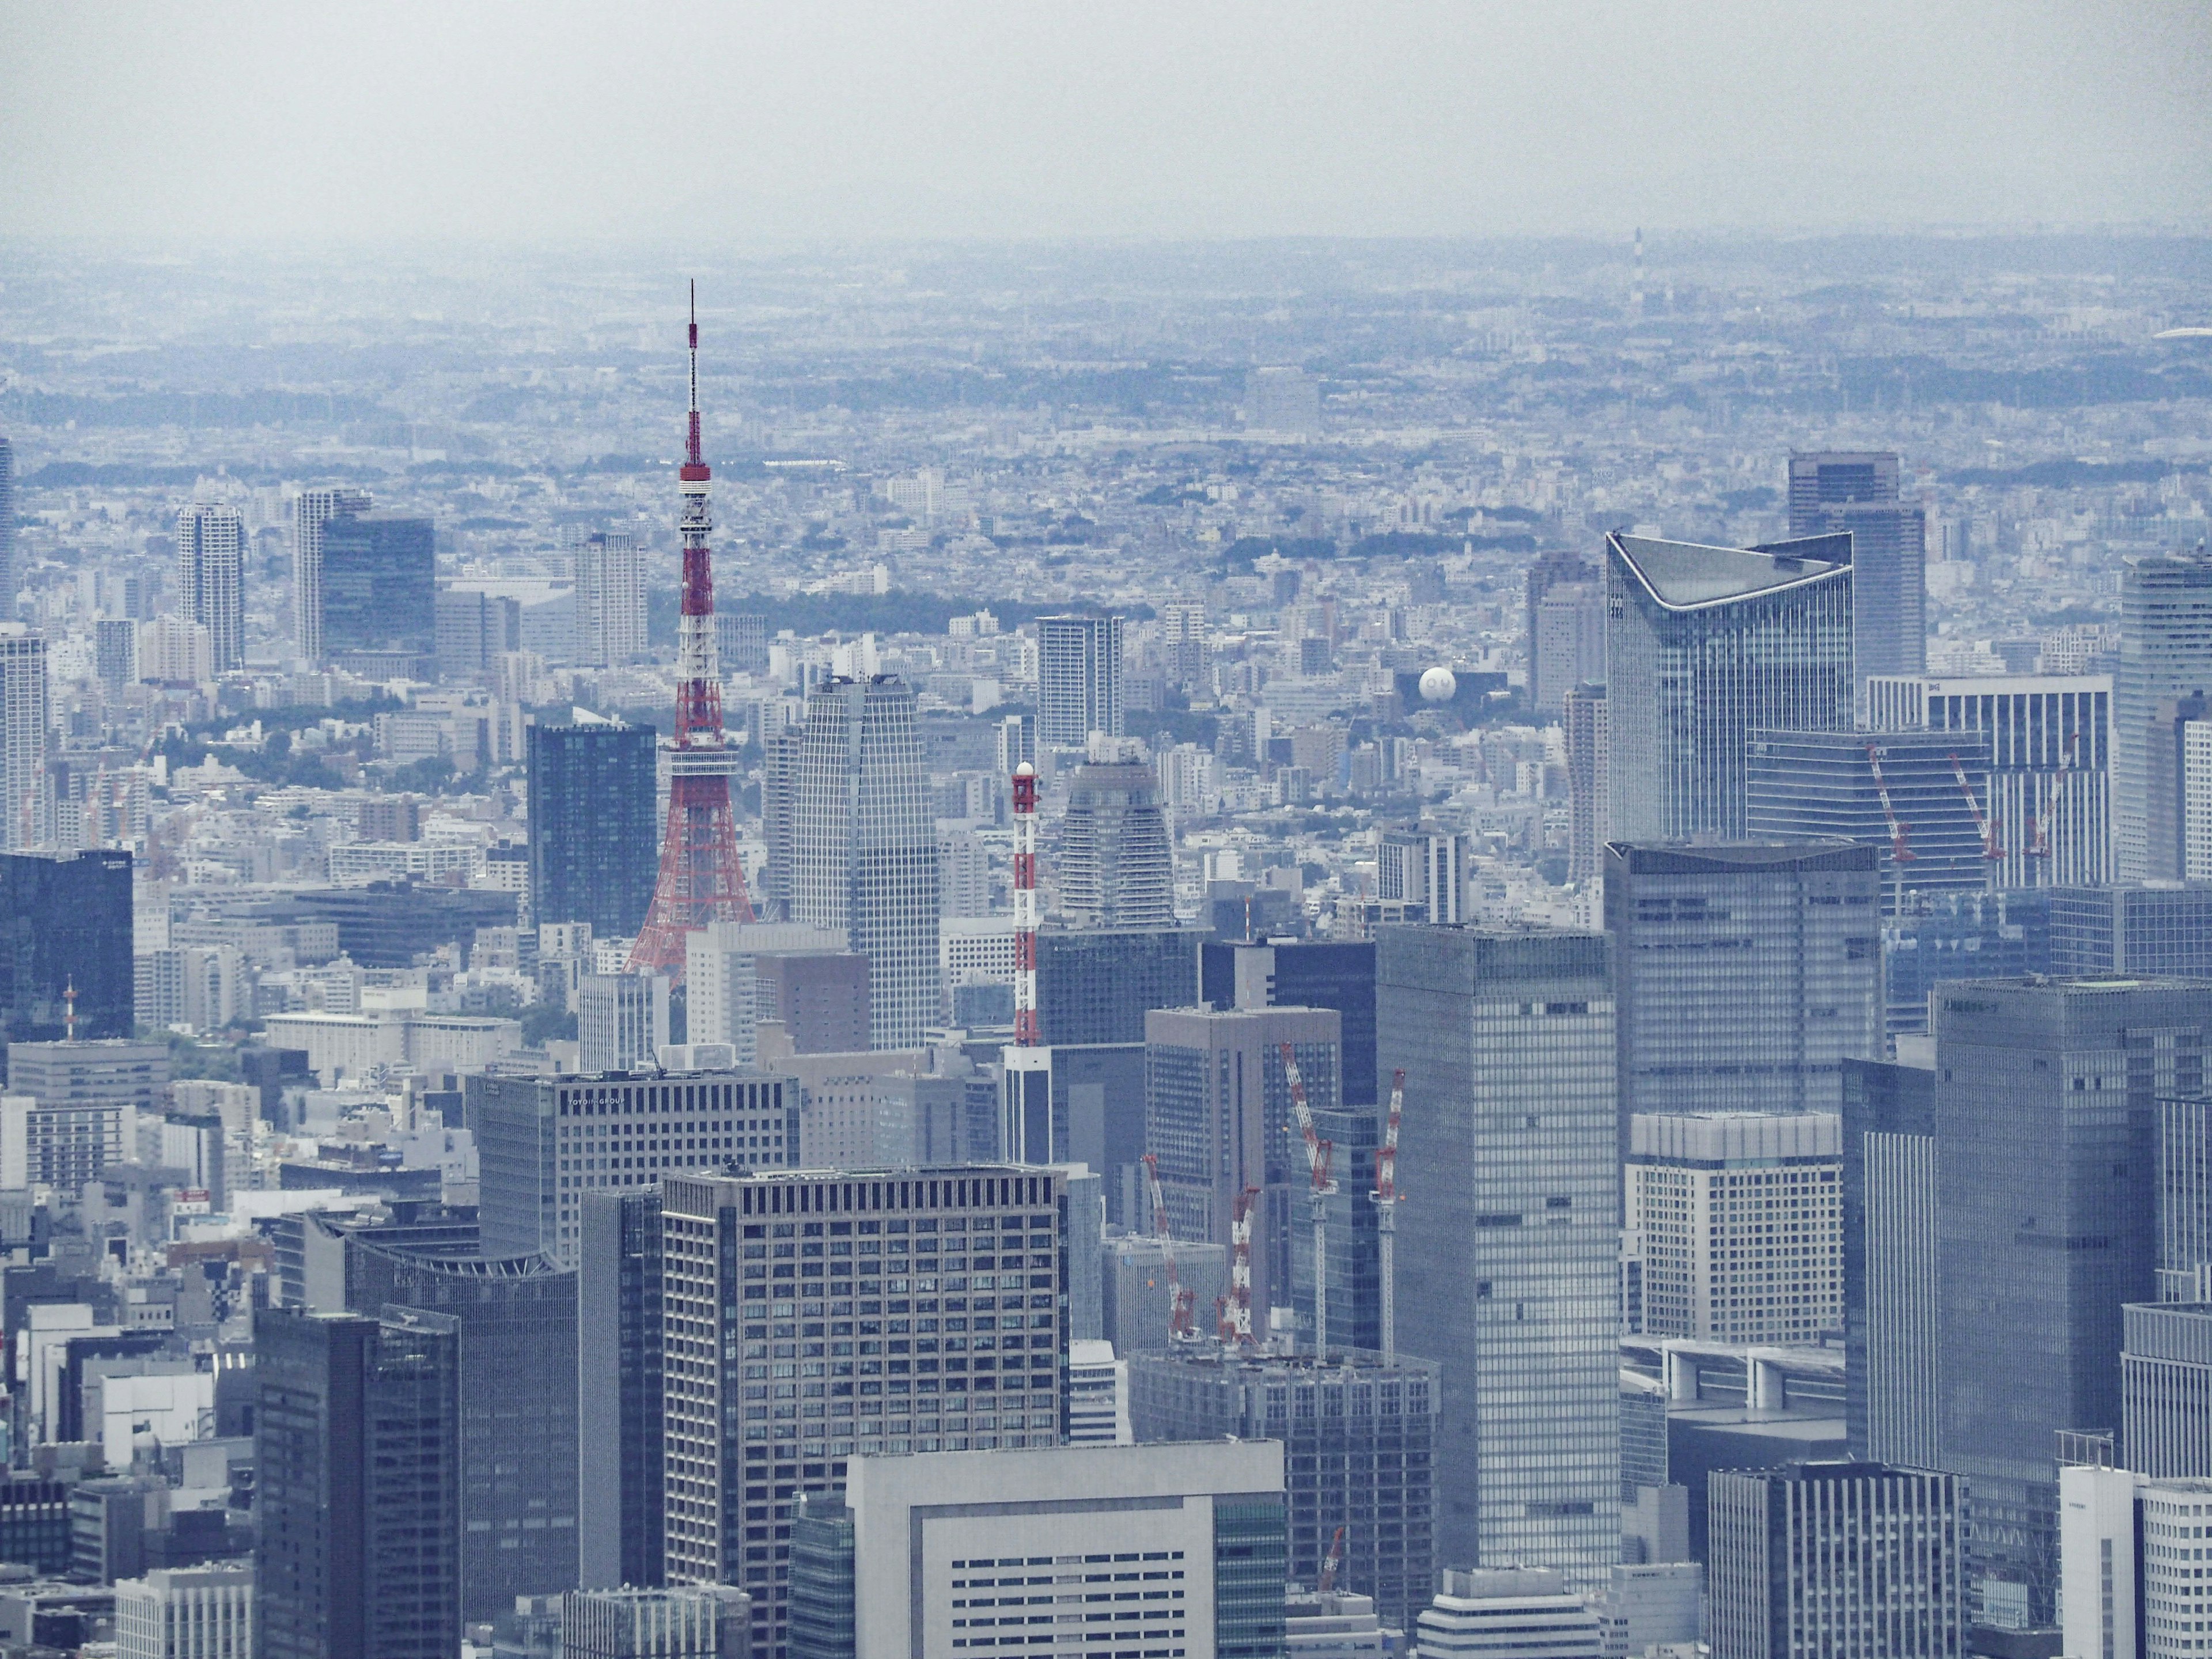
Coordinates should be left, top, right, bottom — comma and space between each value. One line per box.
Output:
793, 676, 940, 1048
113, 1565, 254, 1659
1625, 1111, 1843, 1345
137, 615, 213, 685
291, 487, 372, 663
177, 503, 246, 672
571, 528, 647, 665
2117, 552, 2212, 880
0, 624, 47, 850
1037, 615, 1124, 752
1065, 1339, 1131, 1445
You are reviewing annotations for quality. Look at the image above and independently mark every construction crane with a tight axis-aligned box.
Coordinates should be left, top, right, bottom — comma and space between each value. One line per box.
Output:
1372, 1069, 1405, 1365
1865, 745, 1916, 866
1281, 1043, 1336, 1358
2031, 729, 2084, 862
1318, 1525, 1346, 1596
1225, 1185, 1260, 1345
1949, 752, 2003, 861
1141, 1153, 1196, 1340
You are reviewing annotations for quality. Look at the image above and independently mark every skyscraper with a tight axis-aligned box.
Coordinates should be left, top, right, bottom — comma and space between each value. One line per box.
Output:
0, 434, 14, 622
1604, 531, 1854, 843
1625, 1112, 1843, 1344
0, 626, 48, 849
579, 1189, 666, 1591
175, 504, 246, 673
793, 676, 940, 1048
0, 850, 133, 1052
1126, 1349, 1436, 1632
300, 1213, 579, 1625
1935, 978, 2207, 1625
1532, 579, 1607, 715
1708, 1463, 1963, 1659
2122, 1301, 2212, 1479
253, 1306, 461, 1659
292, 486, 373, 663
2118, 552, 2212, 880
1037, 615, 1124, 751
1565, 684, 1609, 889
1377, 926, 1619, 1586
572, 528, 647, 666
1840, 1057, 1940, 1469
1866, 673, 2113, 887
1143, 1003, 1341, 1323
527, 719, 661, 937
1745, 728, 1996, 905
1605, 841, 1882, 1135
320, 512, 437, 669
1035, 927, 1202, 1047
1202, 940, 1378, 1105
760, 728, 804, 922
655, 1164, 1078, 1657
1056, 760, 1174, 928
1787, 450, 1927, 690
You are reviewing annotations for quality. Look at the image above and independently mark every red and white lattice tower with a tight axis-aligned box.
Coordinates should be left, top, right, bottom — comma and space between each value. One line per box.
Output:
627, 284, 756, 982
1012, 762, 1039, 1044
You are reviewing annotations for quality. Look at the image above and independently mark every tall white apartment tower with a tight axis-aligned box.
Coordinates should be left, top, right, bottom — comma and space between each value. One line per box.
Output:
0, 624, 48, 850
1037, 615, 1124, 752
572, 528, 647, 666
793, 676, 941, 1048
291, 486, 372, 664
176, 504, 247, 673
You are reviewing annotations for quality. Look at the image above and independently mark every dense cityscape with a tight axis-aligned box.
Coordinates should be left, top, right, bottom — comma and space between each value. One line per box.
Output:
3, 55, 2212, 1659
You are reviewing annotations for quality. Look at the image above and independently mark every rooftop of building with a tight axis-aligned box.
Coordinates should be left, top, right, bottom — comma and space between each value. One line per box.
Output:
1127, 1340, 1435, 1378
1607, 530, 1851, 612
1604, 838, 1874, 873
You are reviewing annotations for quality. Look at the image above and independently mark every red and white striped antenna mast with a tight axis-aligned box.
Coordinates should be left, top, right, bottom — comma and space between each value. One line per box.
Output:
629, 282, 756, 979
1012, 762, 1039, 1045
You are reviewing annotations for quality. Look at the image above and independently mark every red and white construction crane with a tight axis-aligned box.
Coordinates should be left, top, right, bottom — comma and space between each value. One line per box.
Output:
1281, 1043, 1336, 1358
1318, 1525, 1346, 1596
1224, 1184, 1260, 1345
1949, 752, 2004, 861
1141, 1153, 1196, 1340
1372, 1068, 1405, 1365
1865, 744, 1916, 868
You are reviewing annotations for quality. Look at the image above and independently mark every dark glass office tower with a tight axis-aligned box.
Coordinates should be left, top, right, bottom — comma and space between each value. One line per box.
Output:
1035, 926, 1203, 1046
2050, 884, 2212, 978
319, 512, 436, 665
1605, 841, 1882, 1145
527, 720, 660, 936
1745, 728, 1995, 907
1203, 939, 1378, 1104
255, 1306, 461, 1659
1377, 926, 1619, 1590
1788, 451, 1927, 690
305, 1217, 579, 1624
1604, 531, 1855, 842
1934, 978, 2210, 1626
0, 850, 132, 1060
579, 1189, 665, 1590
2116, 550, 2212, 880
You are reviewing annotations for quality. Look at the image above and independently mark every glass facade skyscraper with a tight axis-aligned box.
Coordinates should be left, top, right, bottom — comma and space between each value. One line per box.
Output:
254, 1305, 462, 1659
1934, 977, 2210, 1626
1376, 926, 1618, 1589
579, 1188, 666, 1591
1604, 840, 1882, 1142
1840, 1058, 1940, 1469
1787, 450, 1927, 691
1036, 926, 1202, 1047
1866, 673, 2113, 888
319, 510, 437, 666
527, 719, 660, 937
1604, 531, 1855, 842
292, 486, 373, 663
0, 849, 132, 1056
1202, 940, 1378, 1105
2116, 552, 2212, 880
792, 676, 939, 1049
1745, 728, 1996, 907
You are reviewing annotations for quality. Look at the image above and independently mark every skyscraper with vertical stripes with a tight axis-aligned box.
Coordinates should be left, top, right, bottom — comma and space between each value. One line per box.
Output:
176, 503, 247, 672
290, 486, 371, 664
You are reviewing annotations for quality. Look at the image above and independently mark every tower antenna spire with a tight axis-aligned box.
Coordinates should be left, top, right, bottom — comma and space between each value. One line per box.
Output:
629, 282, 756, 979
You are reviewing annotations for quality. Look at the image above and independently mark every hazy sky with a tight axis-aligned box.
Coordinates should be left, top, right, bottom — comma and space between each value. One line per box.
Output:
3, 2, 2207, 247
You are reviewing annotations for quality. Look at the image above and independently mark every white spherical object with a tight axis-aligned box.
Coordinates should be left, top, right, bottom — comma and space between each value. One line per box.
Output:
1418, 666, 1459, 703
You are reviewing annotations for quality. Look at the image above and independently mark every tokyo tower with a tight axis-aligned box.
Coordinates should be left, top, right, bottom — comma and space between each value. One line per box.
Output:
627, 283, 756, 981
